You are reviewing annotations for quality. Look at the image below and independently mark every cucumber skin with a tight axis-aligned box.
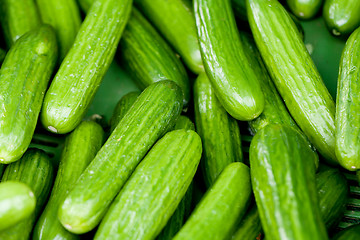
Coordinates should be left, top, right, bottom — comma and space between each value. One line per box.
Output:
172, 116, 195, 131
174, 162, 252, 240
0, 49, 5, 63
194, 72, 243, 187
33, 121, 104, 240
134, 0, 203, 74
94, 130, 202, 240
58, 80, 183, 234
335, 27, 360, 171
119, 9, 190, 107
247, 0, 337, 164
333, 224, 360, 240
36, 0, 82, 61
232, 206, 262, 240
194, 0, 264, 121
0, 25, 58, 164
41, 0, 132, 134
77, 0, 93, 12
286, 0, 324, 20
1, 149, 54, 240
0, 0, 41, 47
323, 0, 360, 36
250, 124, 327, 240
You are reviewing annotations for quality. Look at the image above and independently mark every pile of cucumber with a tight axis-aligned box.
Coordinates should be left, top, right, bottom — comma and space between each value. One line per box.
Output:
0, 0, 359, 239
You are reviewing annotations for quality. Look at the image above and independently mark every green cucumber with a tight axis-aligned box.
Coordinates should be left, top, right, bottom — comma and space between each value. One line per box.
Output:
0, 149, 54, 239
134, 0, 203, 74
323, 0, 360, 36
172, 116, 195, 131
335, 27, 360, 171
286, 0, 324, 20
0, 181, 35, 231
0, 25, 57, 164
250, 124, 327, 240
239, 32, 299, 135
0, 0, 41, 47
194, 72, 242, 187
173, 162, 251, 240
247, 0, 337, 164
41, 0, 132, 134
332, 224, 360, 240
232, 206, 262, 240
357, 171, 360, 184
77, 0, 93, 13
119, 9, 190, 107
58, 80, 183, 234
232, 0, 247, 21
94, 130, 202, 240
194, 0, 264, 121
36, 0, 82, 61
0, 48, 5, 63
109, 91, 140, 132
33, 121, 104, 240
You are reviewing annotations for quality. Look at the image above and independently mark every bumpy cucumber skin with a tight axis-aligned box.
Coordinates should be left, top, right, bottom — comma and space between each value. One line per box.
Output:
36, 0, 82, 61
194, 72, 243, 187
94, 130, 202, 240
41, 0, 132, 134
134, 0, 203, 74
250, 124, 327, 240
174, 162, 251, 240
0, 149, 54, 240
0, 0, 41, 47
58, 81, 183, 234
247, 0, 337, 164
172, 116, 195, 131
240, 32, 299, 135
195, 0, 264, 121
109, 91, 140, 132
335, 27, 360, 171
0, 49, 5, 63
0, 181, 35, 231
33, 121, 104, 240
333, 224, 360, 240
0, 25, 58, 164
286, 0, 323, 20
323, 0, 360, 36
232, 206, 262, 240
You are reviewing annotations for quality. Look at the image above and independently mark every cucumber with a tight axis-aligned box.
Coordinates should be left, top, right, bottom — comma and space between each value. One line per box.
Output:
232, 206, 262, 240
250, 124, 327, 240
239, 32, 299, 135
335, 27, 360, 171
0, 48, 5, 63
0, 181, 35, 231
247, 0, 337, 164
173, 162, 251, 240
332, 224, 360, 240
0, 0, 41, 47
323, 0, 360, 36
357, 171, 360, 184
172, 116, 195, 131
286, 0, 324, 20
194, 72, 242, 187
77, 0, 93, 13
36, 0, 82, 61
232, 0, 247, 21
41, 0, 132, 134
0, 149, 54, 240
109, 91, 140, 132
94, 130, 202, 240
134, 0, 203, 74
194, 0, 264, 121
0, 25, 57, 164
58, 80, 183, 234
33, 121, 104, 240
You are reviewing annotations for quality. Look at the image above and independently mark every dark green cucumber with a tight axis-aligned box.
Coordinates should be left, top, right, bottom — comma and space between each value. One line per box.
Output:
134, 0, 203, 74
33, 121, 104, 240
41, 0, 132, 134
174, 162, 251, 240
357, 171, 360, 184
0, 48, 5, 63
250, 124, 327, 240
332, 224, 360, 240
0, 0, 41, 47
172, 116, 195, 131
232, 0, 247, 21
109, 91, 140, 132
0, 25, 57, 164
335, 27, 360, 171
323, 0, 360, 36
94, 130, 202, 240
58, 80, 183, 234
36, 0, 82, 61
0, 181, 35, 231
239, 32, 299, 135
247, 0, 337, 164
286, 0, 324, 20
194, 72, 242, 187
232, 206, 262, 240
119, 9, 190, 107
194, 0, 264, 121
1, 149, 54, 239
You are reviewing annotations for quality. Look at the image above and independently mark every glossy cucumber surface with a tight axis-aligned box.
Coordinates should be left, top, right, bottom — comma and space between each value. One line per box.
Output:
286, 0, 324, 20
333, 224, 360, 240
